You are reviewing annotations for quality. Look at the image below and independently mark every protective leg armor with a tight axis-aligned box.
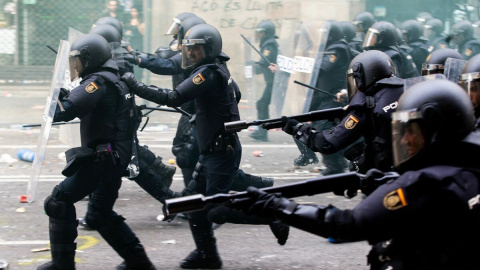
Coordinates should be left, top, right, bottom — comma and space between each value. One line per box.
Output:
230, 169, 274, 191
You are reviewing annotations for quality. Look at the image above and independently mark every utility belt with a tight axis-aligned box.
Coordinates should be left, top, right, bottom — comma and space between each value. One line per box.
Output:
202, 133, 237, 155
62, 143, 119, 177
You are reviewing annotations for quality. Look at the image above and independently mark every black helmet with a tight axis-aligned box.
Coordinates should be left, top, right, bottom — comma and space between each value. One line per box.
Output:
347, 50, 395, 97
473, 20, 480, 37
424, 18, 444, 36
256, 20, 277, 43
392, 80, 475, 168
363, 21, 398, 50
89, 24, 121, 43
94, 17, 123, 36
177, 16, 206, 43
327, 20, 344, 43
422, 48, 462, 75
69, 33, 112, 79
181, 24, 222, 69
459, 54, 480, 108
353, 11, 375, 33
164, 12, 197, 36
452, 20, 474, 40
339, 21, 356, 42
401, 19, 424, 43
416, 12, 433, 24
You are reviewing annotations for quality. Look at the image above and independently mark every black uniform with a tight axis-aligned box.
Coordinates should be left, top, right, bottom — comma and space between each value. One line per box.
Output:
306, 39, 352, 175
43, 63, 154, 269
406, 38, 430, 74
297, 77, 404, 173
255, 36, 279, 120
380, 46, 418, 79
458, 38, 480, 60
427, 36, 450, 52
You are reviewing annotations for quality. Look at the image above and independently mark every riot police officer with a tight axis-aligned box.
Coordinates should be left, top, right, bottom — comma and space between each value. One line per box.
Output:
424, 18, 449, 52
421, 48, 463, 75
401, 19, 430, 74
363, 21, 419, 79
249, 20, 279, 142
37, 34, 155, 270
231, 79, 480, 270
280, 50, 403, 174
122, 24, 241, 269
451, 20, 480, 60
352, 11, 375, 41
295, 20, 351, 174
459, 53, 480, 122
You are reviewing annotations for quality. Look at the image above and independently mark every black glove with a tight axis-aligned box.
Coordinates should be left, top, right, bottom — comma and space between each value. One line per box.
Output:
124, 52, 140, 65
281, 116, 300, 135
229, 186, 292, 219
121, 72, 138, 88
58, 88, 70, 101
361, 168, 389, 196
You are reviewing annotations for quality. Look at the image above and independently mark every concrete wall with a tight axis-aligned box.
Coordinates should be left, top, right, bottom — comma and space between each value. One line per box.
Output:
147, 0, 365, 90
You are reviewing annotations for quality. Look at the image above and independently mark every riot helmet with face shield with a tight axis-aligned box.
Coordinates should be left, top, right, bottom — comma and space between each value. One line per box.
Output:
401, 19, 424, 43
176, 16, 207, 45
353, 11, 375, 34
346, 50, 396, 98
424, 18, 444, 40
451, 20, 474, 46
422, 48, 463, 75
93, 17, 123, 36
255, 20, 277, 43
181, 24, 222, 69
164, 12, 196, 36
69, 33, 112, 81
391, 80, 475, 169
339, 21, 356, 42
363, 21, 398, 50
459, 53, 480, 108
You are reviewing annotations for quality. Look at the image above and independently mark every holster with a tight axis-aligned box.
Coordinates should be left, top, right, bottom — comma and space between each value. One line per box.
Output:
203, 133, 237, 155
62, 147, 95, 177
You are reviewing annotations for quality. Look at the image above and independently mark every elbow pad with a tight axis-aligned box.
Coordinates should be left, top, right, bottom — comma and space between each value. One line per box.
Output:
133, 83, 168, 105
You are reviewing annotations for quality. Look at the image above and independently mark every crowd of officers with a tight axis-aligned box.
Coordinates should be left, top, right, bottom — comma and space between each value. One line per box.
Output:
34, 9, 480, 270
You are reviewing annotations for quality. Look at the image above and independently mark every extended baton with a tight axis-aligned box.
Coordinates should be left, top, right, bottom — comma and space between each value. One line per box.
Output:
141, 106, 192, 119
293, 80, 337, 98
22, 121, 81, 128
240, 34, 271, 65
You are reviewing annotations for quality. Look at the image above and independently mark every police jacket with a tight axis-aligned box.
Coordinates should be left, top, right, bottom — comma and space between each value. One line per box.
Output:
458, 38, 480, 60
406, 39, 430, 74
295, 77, 404, 172
380, 46, 419, 79
275, 142, 480, 270
309, 40, 351, 111
428, 36, 450, 52
255, 36, 278, 84
132, 60, 241, 153
54, 61, 134, 165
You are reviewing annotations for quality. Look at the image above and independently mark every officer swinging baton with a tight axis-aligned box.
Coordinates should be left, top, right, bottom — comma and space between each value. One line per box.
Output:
140, 105, 192, 119
293, 80, 337, 98
240, 34, 272, 65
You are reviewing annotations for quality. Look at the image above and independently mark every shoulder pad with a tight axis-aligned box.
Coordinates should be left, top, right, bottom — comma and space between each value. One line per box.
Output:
261, 38, 278, 48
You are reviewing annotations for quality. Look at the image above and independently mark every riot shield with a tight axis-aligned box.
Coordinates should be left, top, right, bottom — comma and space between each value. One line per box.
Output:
26, 40, 70, 203
403, 74, 447, 92
242, 35, 266, 121
443, 57, 467, 83
270, 20, 330, 117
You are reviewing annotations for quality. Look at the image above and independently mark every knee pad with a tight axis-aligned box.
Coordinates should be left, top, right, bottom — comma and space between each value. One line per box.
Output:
85, 210, 125, 230
44, 195, 70, 218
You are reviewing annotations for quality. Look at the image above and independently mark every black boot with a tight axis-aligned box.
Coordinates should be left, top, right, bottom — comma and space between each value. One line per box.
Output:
116, 243, 156, 270
294, 140, 319, 167
181, 212, 222, 269
269, 220, 290, 246
231, 169, 274, 191
249, 128, 268, 141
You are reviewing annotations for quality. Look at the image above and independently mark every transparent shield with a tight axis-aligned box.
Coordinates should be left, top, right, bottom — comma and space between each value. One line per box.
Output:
443, 57, 467, 83
270, 20, 330, 117
26, 40, 70, 203
242, 34, 266, 121
403, 74, 447, 92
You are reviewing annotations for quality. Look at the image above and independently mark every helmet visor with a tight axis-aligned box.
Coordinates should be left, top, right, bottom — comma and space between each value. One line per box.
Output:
68, 51, 82, 82
255, 28, 265, 43
181, 39, 206, 69
391, 110, 425, 167
346, 69, 358, 100
164, 17, 181, 36
421, 64, 444, 76
459, 72, 480, 106
363, 28, 379, 49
